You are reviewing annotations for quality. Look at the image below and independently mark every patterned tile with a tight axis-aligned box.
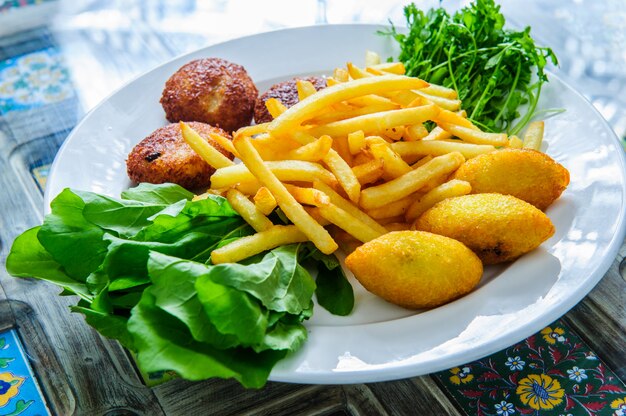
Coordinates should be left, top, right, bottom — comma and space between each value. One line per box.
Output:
434, 319, 626, 415
0, 47, 74, 114
0, 330, 50, 416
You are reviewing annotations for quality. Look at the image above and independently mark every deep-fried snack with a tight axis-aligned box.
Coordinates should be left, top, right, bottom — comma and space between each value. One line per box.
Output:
254, 76, 327, 124
126, 122, 232, 190
345, 231, 483, 309
160, 58, 258, 132
452, 148, 570, 210
414, 193, 555, 264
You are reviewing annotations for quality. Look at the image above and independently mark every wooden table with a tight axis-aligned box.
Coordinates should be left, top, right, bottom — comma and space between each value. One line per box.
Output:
0, 1, 624, 415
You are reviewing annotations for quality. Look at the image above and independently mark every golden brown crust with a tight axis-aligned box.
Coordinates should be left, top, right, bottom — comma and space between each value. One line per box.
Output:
126, 122, 232, 190
254, 76, 326, 124
160, 58, 258, 133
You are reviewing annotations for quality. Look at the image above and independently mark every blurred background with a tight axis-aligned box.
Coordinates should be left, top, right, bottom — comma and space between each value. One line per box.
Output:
0, 0, 625, 146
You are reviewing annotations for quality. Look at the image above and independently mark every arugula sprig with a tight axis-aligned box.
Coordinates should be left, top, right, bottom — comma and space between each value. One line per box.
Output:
386, 0, 558, 134
7, 183, 353, 388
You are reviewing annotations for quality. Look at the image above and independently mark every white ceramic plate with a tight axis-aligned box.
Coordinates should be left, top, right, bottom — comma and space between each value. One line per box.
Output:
45, 24, 626, 384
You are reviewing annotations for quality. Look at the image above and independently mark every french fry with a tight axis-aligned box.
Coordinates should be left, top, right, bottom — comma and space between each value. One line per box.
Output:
251, 135, 301, 161
306, 102, 399, 125
359, 152, 465, 210
414, 91, 462, 111
370, 62, 406, 75
435, 109, 478, 130
352, 158, 384, 185
365, 66, 385, 76
211, 160, 337, 190
422, 126, 452, 141
226, 188, 274, 232
332, 135, 353, 166
323, 149, 361, 203
347, 94, 397, 108
347, 62, 372, 79
209, 132, 238, 158
411, 155, 433, 168
419, 83, 458, 99
313, 181, 388, 235
297, 79, 318, 100
383, 126, 405, 141
253, 187, 277, 216
303, 207, 331, 226
235, 123, 270, 137
365, 50, 381, 66
508, 135, 524, 149
308, 104, 439, 137
317, 203, 383, 243
268, 75, 429, 137
405, 179, 472, 221
348, 130, 366, 155
333, 67, 349, 82
404, 124, 429, 141
369, 142, 412, 179
180, 122, 234, 169
211, 225, 308, 264
366, 193, 415, 219
233, 135, 338, 254
285, 184, 330, 206
523, 121, 544, 150
392, 140, 496, 159
439, 122, 508, 146
286, 135, 333, 162
265, 98, 288, 118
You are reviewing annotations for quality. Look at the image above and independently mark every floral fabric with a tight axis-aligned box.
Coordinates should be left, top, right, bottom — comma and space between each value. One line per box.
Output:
435, 319, 626, 415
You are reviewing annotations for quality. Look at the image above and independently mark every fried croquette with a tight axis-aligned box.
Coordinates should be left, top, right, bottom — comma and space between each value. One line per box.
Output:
345, 231, 483, 309
414, 193, 555, 264
160, 58, 258, 132
126, 122, 232, 190
453, 148, 569, 210
254, 76, 327, 124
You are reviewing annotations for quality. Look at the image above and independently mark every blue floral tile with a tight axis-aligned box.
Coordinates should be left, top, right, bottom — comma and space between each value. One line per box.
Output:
0, 330, 49, 416
0, 47, 74, 114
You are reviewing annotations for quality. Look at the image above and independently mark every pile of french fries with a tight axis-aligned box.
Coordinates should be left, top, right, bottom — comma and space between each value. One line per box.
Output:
181, 52, 545, 265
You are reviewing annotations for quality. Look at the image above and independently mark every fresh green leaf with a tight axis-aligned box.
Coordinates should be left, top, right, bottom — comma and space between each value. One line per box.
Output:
121, 182, 194, 204
72, 306, 135, 350
315, 261, 354, 316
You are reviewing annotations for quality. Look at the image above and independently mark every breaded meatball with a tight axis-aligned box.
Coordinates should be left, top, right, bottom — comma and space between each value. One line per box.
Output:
160, 58, 258, 133
126, 122, 232, 190
345, 231, 483, 309
453, 148, 570, 210
254, 76, 326, 124
414, 193, 555, 264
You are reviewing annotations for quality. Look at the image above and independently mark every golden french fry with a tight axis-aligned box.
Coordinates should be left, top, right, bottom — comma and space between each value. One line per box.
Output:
383, 126, 405, 141
235, 123, 270, 137
508, 135, 524, 149
226, 188, 274, 232
388, 89, 420, 106
211, 160, 337, 190
251, 135, 301, 160
208, 132, 238, 158
419, 83, 458, 99
405, 179, 472, 221
422, 126, 453, 141
434, 109, 478, 130
411, 155, 434, 168
323, 149, 361, 203
365, 66, 385, 76
366, 193, 416, 219
523, 121, 544, 150
365, 50, 381, 66
370, 62, 406, 75
317, 203, 383, 243
265, 98, 288, 118
306, 102, 399, 125
348, 130, 366, 155
392, 140, 496, 159
347, 62, 372, 79
308, 104, 439, 137
297, 79, 318, 100
313, 181, 388, 235
439, 122, 508, 146
347, 94, 397, 108
233, 135, 338, 254
352, 158, 384, 185
268, 75, 429, 137
414, 91, 462, 111
332, 135, 353, 166
303, 207, 331, 226
286, 135, 333, 162
180, 122, 234, 169
253, 187, 277, 216
211, 225, 308, 264
359, 152, 465, 210
333, 67, 349, 82
285, 184, 330, 206
404, 124, 429, 141
369, 142, 412, 179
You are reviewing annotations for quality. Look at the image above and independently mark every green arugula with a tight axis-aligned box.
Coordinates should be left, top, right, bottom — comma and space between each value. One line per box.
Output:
385, 0, 558, 134
6, 183, 354, 388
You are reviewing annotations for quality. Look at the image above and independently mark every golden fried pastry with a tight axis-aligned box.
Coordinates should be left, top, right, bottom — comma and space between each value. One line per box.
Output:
126, 122, 232, 190
160, 58, 258, 133
453, 148, 569, 210
414, 193, 554, 264
345, 231, 483, 309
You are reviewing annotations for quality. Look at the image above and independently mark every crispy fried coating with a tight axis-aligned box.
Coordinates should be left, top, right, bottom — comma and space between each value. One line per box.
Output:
414, 193, 555, 264
254, 76, 327, 124
345, 231, 483, 309
453, 148, 569, 210
126, 122, 232, 190
160, 58, 258, 133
